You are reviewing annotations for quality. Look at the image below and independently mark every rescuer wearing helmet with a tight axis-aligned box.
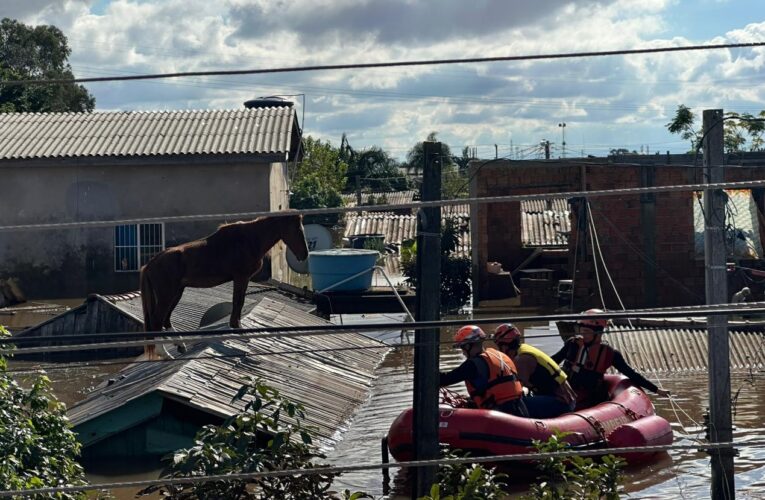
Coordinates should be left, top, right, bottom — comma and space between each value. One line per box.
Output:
551, 309, 671, 406
493, 323, 577, 418
440, 325, 529, 417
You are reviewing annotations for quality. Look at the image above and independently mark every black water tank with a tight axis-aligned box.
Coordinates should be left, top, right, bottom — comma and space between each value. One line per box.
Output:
244, 96, 294, 109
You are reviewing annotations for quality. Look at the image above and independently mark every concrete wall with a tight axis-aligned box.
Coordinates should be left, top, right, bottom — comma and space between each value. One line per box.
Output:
471, 159, 765, 309
0, 158, 286, 298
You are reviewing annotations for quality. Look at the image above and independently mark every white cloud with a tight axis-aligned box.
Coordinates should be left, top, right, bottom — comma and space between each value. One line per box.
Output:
4, 0, 764, 158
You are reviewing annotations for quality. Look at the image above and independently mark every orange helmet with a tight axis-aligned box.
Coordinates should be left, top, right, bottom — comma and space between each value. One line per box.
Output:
494, 323, 521, 345
579, 308, 609, 329
453, 325, 486, 348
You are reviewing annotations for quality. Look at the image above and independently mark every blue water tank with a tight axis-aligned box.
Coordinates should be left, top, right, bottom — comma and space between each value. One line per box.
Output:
309, 249, 379, 292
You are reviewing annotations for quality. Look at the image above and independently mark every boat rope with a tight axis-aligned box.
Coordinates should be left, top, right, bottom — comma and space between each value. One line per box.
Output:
0, 440, 762, 498
2, 178, 765, 233
5, 303, 764, 356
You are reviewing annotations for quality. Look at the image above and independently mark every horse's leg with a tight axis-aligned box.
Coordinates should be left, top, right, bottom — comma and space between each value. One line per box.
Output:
165, 287, 187, 353
230, 277, 248, 329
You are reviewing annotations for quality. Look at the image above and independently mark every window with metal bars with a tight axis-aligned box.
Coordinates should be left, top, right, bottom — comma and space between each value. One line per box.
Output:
114, 223, 165, 272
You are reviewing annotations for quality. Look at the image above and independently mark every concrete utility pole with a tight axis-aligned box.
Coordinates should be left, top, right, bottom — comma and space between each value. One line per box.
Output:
703, 109, 735, 499
412, 141, 442, 498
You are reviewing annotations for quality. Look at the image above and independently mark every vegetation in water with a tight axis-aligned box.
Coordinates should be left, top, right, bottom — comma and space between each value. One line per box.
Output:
139, 378, 367, 499
525, 432, 624, 500
0, 325, 90, 499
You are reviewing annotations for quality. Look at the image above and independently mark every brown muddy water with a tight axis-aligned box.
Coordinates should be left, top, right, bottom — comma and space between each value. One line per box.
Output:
6, 309, 765, 498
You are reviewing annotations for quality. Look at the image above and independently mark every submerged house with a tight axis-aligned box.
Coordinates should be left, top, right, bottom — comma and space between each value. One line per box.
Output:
0, 104, 301, 299
30, 282, 389, 458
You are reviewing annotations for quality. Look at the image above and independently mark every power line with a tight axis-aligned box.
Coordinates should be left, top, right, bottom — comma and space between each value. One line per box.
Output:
4, 177, 765, 233
6, 302, 765, 356
6, 42, 764, 86
1, 440, 761, 497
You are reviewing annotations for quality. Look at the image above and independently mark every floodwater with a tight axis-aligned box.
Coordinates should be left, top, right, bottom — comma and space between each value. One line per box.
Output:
327, 316, 765, 499
5, 306, 765, 498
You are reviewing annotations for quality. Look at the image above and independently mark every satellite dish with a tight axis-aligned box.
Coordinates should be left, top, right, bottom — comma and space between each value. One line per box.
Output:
200, 302, 233, 328
287, 224, 333, 274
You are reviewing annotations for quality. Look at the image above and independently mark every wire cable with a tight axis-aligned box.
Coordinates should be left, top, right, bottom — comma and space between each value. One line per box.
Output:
0, 440, 761, 497
7, 42, 764, 87
7, 178, 765, 234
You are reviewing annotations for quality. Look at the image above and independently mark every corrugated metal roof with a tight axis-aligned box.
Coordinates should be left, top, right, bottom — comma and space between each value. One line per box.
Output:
520, 198, 570, 247
607, 324, 765, 373
342, 190, 418, 208
68, 296, 386, 446
103, 283, 315, 332
344, 212, 470, 259
0, 107, 297, 160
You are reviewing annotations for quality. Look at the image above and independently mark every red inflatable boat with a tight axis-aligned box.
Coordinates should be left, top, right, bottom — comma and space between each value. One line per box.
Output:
387, 375, 672, 463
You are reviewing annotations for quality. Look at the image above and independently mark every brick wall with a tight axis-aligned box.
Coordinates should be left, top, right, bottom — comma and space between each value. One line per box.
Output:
471, 159, 765, 309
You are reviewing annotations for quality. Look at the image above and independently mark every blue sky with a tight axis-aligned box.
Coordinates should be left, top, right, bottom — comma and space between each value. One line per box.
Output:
6, 0, 765, 160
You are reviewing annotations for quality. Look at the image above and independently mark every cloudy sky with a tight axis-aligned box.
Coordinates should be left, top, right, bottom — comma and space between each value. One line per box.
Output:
5, 0, 765, 159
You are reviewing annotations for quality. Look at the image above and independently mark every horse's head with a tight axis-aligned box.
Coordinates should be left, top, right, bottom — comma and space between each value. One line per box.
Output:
283, 214, 309, 261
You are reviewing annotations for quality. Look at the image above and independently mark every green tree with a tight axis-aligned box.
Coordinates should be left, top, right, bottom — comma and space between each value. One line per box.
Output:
0, 325, 88, 498
290, 136, 347, 226
405, 132, 455, 176
140, 379, 364, 499
0, 18, 95, 113
666, 104, 765, 153
348, 146, 409, 192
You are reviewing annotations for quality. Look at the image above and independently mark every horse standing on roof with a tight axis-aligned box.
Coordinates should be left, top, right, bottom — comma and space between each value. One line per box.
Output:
140, 213, 309, 358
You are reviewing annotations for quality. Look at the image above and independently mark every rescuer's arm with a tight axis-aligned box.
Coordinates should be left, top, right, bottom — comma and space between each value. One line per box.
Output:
612, 350, 670, 396
439, 358, 479, 387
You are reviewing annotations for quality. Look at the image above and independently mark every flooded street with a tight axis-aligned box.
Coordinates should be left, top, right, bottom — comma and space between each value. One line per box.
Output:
328, 318, 765, 499
5, 307, 765, 498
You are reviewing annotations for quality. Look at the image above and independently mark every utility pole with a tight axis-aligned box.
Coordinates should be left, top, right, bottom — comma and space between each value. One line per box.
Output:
355, 175, 362, 206
558, 122, 567, 158
412, 141, 442, 498
703, 109, 735, 499
543, 140, 551, 160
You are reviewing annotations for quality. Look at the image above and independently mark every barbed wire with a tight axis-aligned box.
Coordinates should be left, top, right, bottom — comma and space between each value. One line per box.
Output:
0, 440, 760, 497
3, 178, 765, 233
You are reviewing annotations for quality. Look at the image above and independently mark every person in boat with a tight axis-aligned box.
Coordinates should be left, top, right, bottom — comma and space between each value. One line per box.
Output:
551, 308, 671, 407
493, 323, 577, 418
439, 325, 529, 417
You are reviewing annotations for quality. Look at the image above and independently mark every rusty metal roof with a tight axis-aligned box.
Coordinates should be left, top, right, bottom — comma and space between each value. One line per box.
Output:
520, 198, 570, 247
68, 296, 386, 446
0, 107, 299, 160
608, 324, 765, 373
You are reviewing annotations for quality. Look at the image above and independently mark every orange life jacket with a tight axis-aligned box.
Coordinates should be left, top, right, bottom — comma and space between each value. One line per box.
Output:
465, 348, 523, 409
565, 336, 615, 378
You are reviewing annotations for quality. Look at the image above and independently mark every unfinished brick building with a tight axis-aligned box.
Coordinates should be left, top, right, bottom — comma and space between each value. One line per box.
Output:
469, 154, 765, 309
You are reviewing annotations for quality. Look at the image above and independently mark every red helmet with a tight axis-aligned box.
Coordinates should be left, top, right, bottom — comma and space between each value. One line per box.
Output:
453, 325, 486, 348
494, 323, 521, 345
579, 308, 609, 328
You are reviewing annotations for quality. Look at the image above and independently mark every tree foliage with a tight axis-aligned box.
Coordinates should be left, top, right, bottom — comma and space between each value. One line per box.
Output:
0, 325, 88, 498
401, 218, 472, 312
140, 379, 363, 499
526, 432, 624, 500
405, 132, 455, 176
666, 104, 765, 153
0, 18, 95, 113
290, 136, 347, 226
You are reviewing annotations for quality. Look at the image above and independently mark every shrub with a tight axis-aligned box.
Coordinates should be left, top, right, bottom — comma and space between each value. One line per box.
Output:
140, 379, 364, 499
0, 325, 89, 499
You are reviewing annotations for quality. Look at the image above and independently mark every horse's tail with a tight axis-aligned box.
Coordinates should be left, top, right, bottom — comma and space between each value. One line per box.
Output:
140, 264, 154, 332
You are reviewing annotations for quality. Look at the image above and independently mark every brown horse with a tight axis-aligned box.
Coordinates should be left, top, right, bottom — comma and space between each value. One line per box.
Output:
140, 213, 309, 357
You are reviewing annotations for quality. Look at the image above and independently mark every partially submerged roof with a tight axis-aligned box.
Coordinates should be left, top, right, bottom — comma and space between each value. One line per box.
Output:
68, 296, 386, 447
0, 107, 300, 161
